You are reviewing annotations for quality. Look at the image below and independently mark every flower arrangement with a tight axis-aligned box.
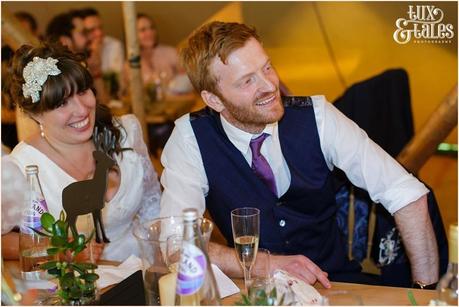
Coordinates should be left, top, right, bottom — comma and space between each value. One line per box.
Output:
32, 210, 99, 305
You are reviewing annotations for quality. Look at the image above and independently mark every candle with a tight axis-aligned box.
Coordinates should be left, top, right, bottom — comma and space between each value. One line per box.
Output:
159, 272, 177, 306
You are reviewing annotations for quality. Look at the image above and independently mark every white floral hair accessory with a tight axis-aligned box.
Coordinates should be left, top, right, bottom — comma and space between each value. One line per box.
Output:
22, 56, 62, 103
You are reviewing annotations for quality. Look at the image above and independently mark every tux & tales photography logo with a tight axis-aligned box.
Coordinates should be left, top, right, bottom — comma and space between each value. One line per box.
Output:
393, 4, 455, 44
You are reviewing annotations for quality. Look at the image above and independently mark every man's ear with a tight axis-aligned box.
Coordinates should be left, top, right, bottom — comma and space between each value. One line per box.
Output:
201, 90, 225, 112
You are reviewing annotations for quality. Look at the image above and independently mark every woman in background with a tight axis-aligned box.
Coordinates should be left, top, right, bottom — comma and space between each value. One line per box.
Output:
125, 13, 193, 96
1, 42, 161, 262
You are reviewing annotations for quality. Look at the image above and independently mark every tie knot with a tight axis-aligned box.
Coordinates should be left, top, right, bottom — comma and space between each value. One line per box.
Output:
250, 133, 269, 156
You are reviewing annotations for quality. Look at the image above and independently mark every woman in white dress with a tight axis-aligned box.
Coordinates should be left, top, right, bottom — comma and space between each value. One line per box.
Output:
1, 42, 161, 262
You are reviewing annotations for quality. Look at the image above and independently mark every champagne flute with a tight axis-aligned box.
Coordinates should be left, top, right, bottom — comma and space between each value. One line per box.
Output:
231, 207, 260, 291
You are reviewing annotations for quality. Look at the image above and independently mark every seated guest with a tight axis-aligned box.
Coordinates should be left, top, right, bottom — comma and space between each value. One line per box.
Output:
160, 21, 439, 287
79, 7, 124, 102
46, 11, 88, 54
14, 11, 41, 39
131, 13, 193, 95
80, 8, 124, 78
2, 42, 161, 262
46, 10, 110, 105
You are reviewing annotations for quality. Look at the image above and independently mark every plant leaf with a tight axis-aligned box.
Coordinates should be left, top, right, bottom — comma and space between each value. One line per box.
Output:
46, 247, 60, 255
70, 263, 85, 275
51, 236, 67, 247
40, 261, 58, 270
40, 213, 55, 232
77, 262, 98, 270
47, 267, 61, 276
59, 210, 66, 222
407, 290, 418, 306
53, 220, 68, 238
28, 227, 52, 237
62, 272, 75, 289
80, 273, 99, 282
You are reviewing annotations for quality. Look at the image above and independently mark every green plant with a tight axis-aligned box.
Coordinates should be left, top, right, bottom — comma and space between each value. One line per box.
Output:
236, 287, 285, 306
32, 210, 99, 305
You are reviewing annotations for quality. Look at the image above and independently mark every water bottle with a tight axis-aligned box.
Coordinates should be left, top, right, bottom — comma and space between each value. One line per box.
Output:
175, 208, 220, 305
19, 165, 53, 280
436, 223, 458, 305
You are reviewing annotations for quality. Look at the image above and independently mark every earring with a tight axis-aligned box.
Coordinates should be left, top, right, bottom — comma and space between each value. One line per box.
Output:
39, 123, 45, 138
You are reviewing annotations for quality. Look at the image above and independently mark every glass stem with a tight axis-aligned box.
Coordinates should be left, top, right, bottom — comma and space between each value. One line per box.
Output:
244, 267, 252, 292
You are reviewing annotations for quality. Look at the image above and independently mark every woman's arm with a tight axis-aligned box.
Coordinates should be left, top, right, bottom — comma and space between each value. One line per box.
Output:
2, 232, 19, 260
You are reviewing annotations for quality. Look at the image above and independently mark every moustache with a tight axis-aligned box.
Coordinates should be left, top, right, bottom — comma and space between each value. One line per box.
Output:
255, 90, 279, 103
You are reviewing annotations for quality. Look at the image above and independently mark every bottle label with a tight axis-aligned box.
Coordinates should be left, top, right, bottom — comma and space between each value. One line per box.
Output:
176, 242, 207, 296
20, 191, 48, 234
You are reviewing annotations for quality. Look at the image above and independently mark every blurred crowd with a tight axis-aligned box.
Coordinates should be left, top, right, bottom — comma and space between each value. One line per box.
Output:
2, 8, 194, 150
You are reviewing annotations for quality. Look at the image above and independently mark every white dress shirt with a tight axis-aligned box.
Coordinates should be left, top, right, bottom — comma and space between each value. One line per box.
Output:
160, 95, 428, 218
101, 36, 124, 75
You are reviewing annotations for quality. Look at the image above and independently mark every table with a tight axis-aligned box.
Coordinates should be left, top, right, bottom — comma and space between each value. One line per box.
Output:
145, 92, 197, 124
222, 277, 437, 305
112, 93, 197, 124
5, 260, 436, 305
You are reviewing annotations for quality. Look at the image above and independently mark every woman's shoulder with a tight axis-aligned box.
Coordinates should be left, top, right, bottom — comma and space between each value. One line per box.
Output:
6, 141, 45, 174
9, 141, 34, 161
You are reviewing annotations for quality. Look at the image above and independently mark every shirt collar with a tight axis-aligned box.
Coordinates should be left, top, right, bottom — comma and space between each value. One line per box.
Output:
220, 114, 277, 154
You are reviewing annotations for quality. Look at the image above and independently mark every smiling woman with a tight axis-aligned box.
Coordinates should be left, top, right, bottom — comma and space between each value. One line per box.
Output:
1, 42, 161, 262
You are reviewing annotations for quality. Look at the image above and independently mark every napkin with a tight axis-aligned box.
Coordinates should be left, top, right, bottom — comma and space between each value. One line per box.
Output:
272, 270, 322, 305
211, 264, 240, 298
95, 255, 240, 298
95, 255, 143, 289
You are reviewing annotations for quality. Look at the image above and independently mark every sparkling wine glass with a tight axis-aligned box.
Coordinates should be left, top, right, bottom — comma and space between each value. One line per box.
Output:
231, 207, 260, 291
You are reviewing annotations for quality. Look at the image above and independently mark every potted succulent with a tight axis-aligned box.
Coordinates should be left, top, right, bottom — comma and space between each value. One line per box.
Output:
32, 210, 99, 305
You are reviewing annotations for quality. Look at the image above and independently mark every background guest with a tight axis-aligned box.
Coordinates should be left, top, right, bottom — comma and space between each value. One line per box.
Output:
45, 11, 88, 54
14, 11, 41, 39
80, 7, 124, 99
127, 13, 193, 98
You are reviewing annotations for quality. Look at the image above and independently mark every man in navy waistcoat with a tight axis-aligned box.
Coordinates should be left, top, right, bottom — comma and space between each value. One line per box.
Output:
159, 21, 439, 287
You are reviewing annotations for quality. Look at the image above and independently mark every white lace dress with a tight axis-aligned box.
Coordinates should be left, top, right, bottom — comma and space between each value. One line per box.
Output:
1, 114, 161, 261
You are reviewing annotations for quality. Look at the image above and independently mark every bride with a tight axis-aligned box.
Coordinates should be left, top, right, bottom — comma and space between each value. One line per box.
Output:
1, 42, 161, 262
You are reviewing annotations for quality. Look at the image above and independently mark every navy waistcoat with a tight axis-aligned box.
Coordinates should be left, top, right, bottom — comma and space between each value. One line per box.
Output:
190, 96, 359, 273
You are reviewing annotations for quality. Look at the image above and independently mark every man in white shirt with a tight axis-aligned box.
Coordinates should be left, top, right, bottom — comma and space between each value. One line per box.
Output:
79, 8, 124, 103
160, 21, 439, 287
80, 8, 124, 76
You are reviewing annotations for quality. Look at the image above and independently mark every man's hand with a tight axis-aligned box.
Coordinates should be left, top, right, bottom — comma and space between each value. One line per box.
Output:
270, 254, 331, 288
208, 242, 331, 288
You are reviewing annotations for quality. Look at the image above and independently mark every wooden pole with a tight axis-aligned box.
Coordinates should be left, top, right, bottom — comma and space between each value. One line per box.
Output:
122, 2, 148, 144
1, 9, 41, 142
397, 84, 458, 173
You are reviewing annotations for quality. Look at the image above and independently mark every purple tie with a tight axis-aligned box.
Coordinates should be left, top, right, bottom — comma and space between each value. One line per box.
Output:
250, 133, 277, 196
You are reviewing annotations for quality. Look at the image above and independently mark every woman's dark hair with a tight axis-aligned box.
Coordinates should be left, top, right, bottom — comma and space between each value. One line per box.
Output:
14, 11, 38, 33
9, 41, 125, 157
